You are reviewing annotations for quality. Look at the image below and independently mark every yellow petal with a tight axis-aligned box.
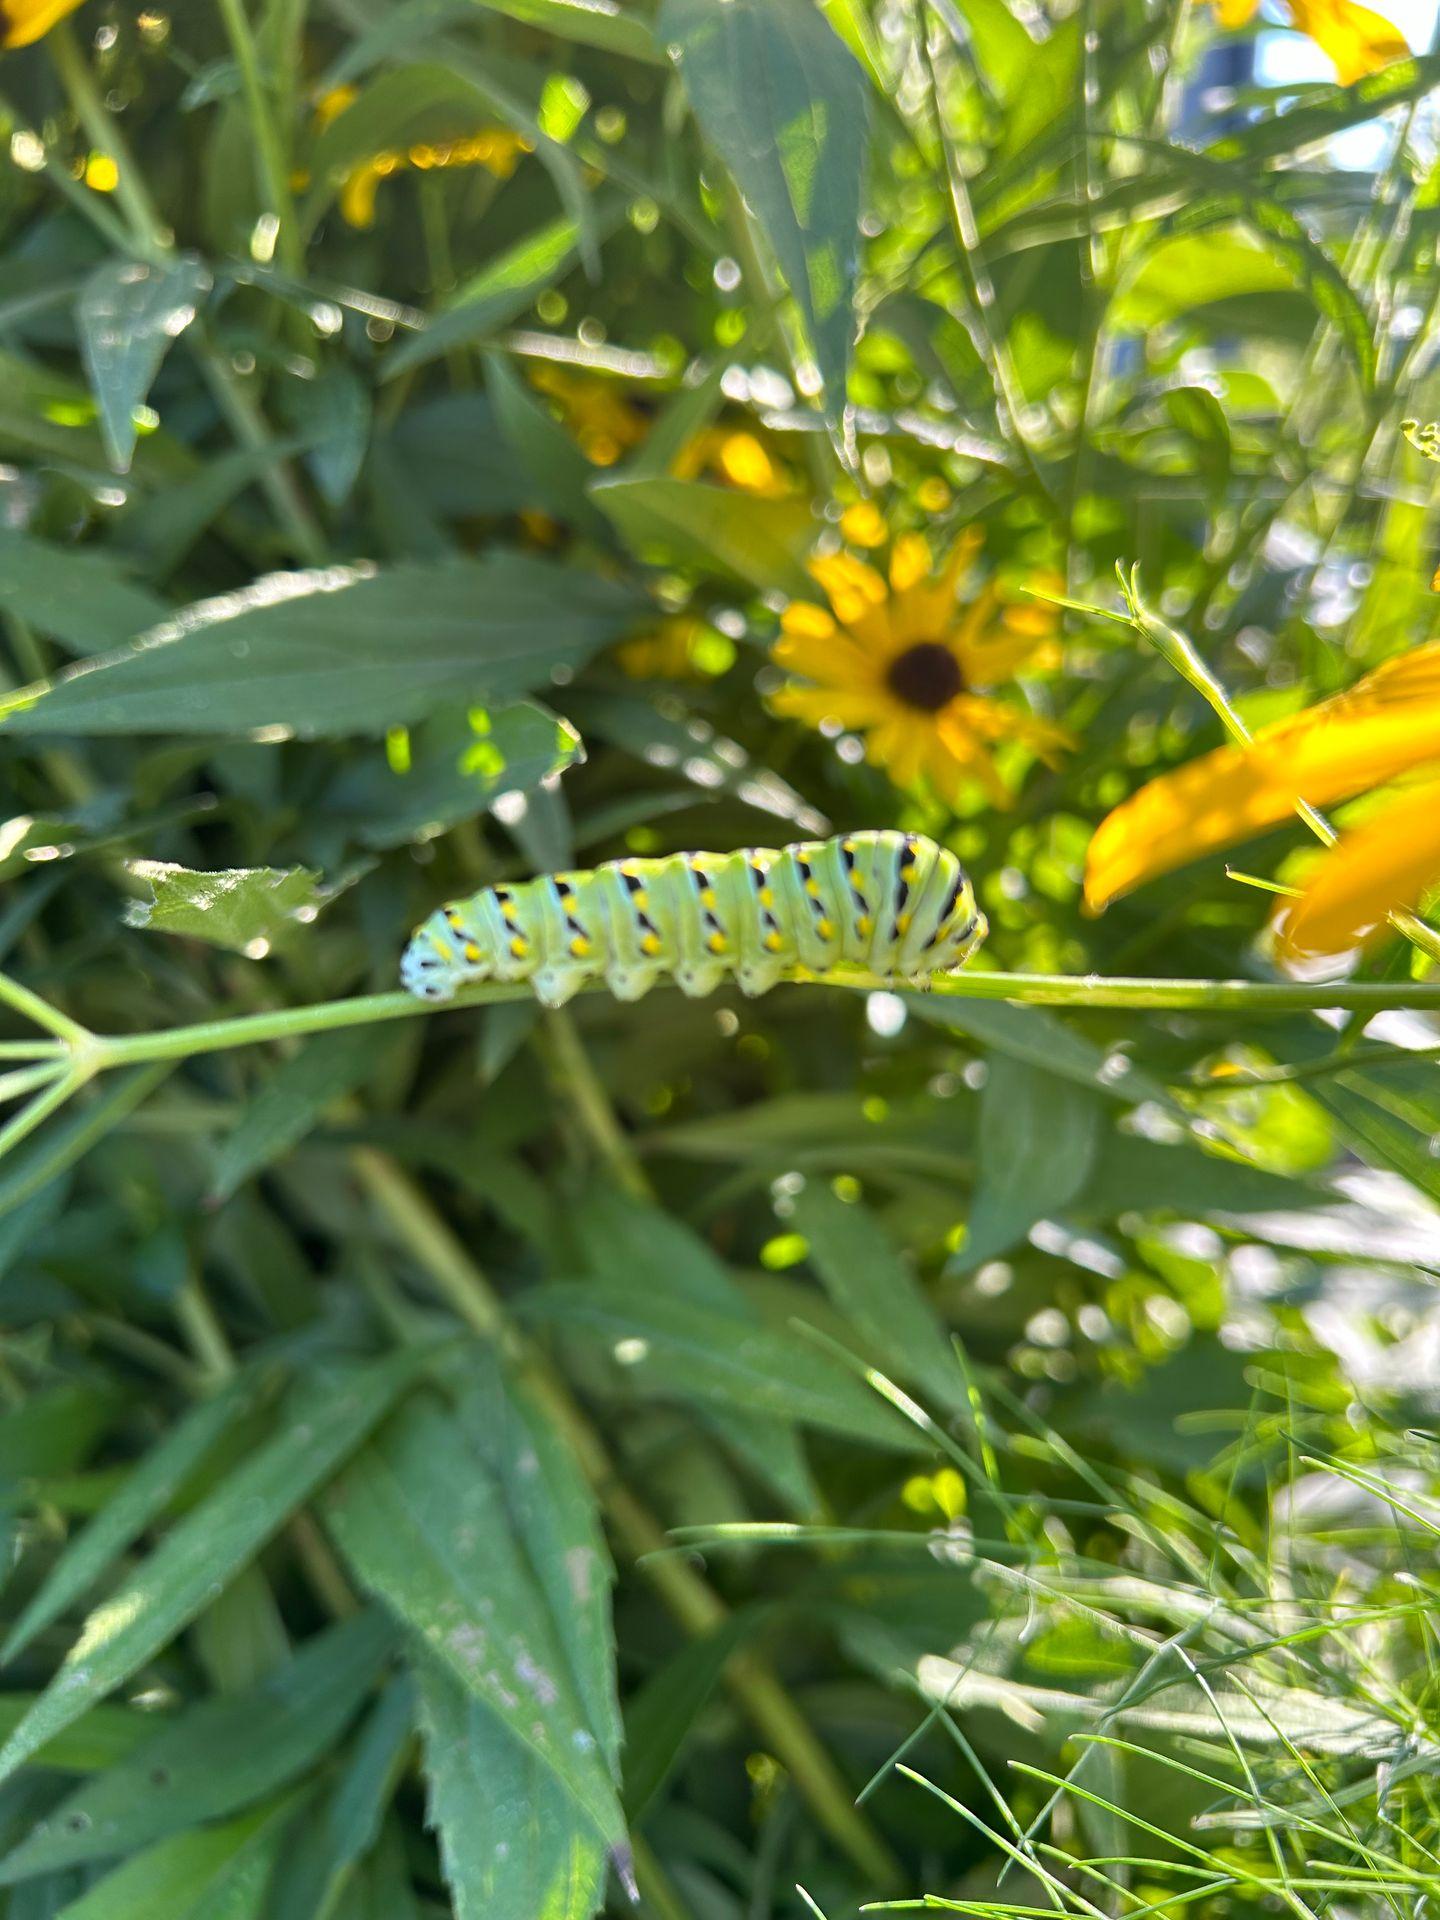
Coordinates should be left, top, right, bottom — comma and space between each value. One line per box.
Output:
1274, 783, 1440, 964
338, 158, 388, 230
771, 683, 894, 730
839, 501, 887, 548
772, 628, 875, 686
1213, 0, 1261, 23
895, 528, 983, 637
1085, 642, 1440, 912
1, 0, 86, 46
806, 552, 889, 628
779, 600, 837, 642
715, 431, 777, 493
1286, 0, 1408, 82
313, 85, 359, 130
889, 534, 933, 595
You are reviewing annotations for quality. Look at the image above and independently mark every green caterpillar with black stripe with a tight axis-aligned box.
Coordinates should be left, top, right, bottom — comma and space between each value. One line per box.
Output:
401, 830, 986, 1007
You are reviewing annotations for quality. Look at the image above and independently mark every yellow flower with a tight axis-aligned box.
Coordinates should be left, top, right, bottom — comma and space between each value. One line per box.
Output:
1, 0, 85, 46
771, 532, 1068, 807
1084, 641, 1440, 962
1214, 0, 1408, 84
674, 427, 793, 498
527, 364, 651, 468
617, 615, 730, 681
1273, 781, 1440, 963
313, 87, 530, 229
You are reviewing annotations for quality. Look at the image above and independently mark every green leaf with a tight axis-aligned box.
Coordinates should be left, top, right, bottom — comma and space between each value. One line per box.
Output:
0, 532, 168, 658
0, 1349, 434, 1788
518, 1285, 916, 1448
322, 702, 584, 853
906, 996, 1174, 1108
485, 353, 610, 537
659, 0, 869, 414
620, 1611, 761, 1821
957, 1058, 1104, 1269
77, 255, 212, 473
568, 687, 828, 833
449, 1359, 621, 1769
0, 1065, 173, 1224
1079, 1135, 1330, 1222
209, 1032, 381, 1203
384, 217, 596, 379
416, 1656, 608, 1920
562, 1191, 820, 1514
48, 1792, 297, 1920
0, 1699, 151, 1773
0, 1613, 395, 1881
787, 1181, 968, 1417
470, 0, 659, 60
321, 1395, 627, 1853
281, 367, 372, 509
124, 864, 325, 956
5, 555, 639, 739
2, 1377, 259, 1664
589, 474, 815, 596
268, 1679, 414, 1920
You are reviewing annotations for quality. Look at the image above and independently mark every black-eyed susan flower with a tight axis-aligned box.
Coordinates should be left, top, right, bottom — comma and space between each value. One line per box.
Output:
314, 86, 530, 229
1084, 642, 1440, 964
1212, 0, 1407, 84
770, 531, 1068, 807
2, 0, 86, 46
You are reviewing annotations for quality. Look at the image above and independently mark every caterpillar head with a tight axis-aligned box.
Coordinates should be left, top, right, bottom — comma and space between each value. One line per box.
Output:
400, 907, 494, 1002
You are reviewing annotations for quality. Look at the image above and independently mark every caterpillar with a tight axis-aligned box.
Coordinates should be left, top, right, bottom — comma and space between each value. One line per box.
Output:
401, 830, 986, 1007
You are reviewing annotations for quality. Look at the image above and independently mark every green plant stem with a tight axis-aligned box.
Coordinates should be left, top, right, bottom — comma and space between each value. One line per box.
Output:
174, 1277, 238, 1385
913, 2, 1055, 508
540, 1009, 653, 1201
48, 21, 171, 261
0, 969, 92, 1046
76, 966, 1440, 1080
213, 0, 303, 274
350, 1146, 902, 1890
46, 22, 324, 565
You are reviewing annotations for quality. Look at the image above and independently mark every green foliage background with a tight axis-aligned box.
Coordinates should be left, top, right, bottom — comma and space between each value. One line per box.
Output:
0, 3, 1437, 1918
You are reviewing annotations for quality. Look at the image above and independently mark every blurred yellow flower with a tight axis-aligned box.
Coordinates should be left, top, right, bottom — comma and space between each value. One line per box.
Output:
1, 0, 85, 46
527, 368, 795, 496
1084, 642, 1440, 963
674, 426, 792, 498
771, 532, 1068, 807
314, 87, 530, 229
1213, 0, 1408, 83
528, 364, 651, 468
617, 615, 732, 681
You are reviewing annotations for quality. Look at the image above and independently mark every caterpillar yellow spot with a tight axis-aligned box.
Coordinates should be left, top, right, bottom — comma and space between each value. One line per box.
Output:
400, 833, 986, 1008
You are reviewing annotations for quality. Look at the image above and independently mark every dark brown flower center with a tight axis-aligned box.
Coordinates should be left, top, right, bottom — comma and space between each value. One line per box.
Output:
886, 642, 963, 712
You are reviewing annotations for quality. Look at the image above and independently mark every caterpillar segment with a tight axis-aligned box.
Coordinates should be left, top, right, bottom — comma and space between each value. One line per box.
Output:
400, 831, 986, 1007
